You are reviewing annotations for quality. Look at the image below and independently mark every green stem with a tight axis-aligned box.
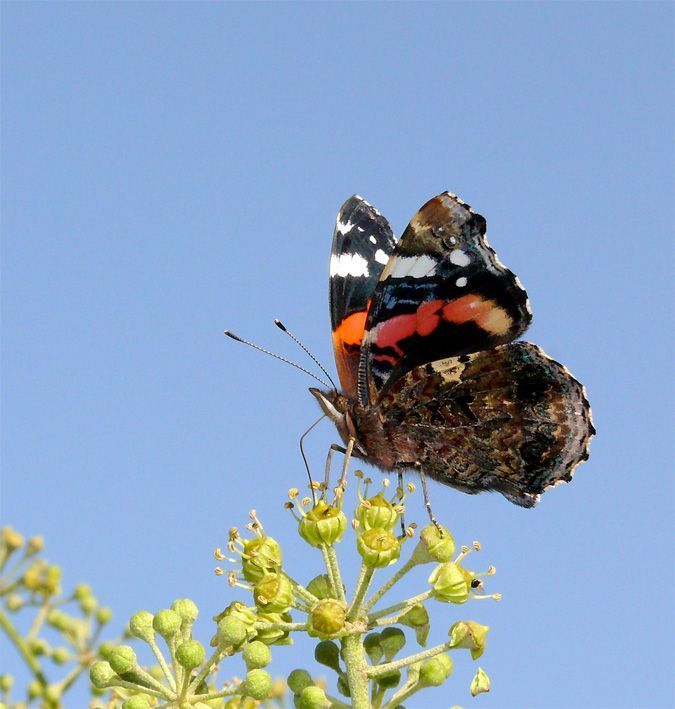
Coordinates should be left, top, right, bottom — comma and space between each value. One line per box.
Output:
254, 620, 307, 633
188, 646, 226, 694
320, 545, 339, 598
322, 544, 346, 603
340, 634, 371, 709
382, 678, 422, 708
347, 565, 374, 621
368, 590, 432, 622
148, 636, 177, 691
0, 607, 47, 685
366, 640, 454, 678
282, 572, 319, 606
363, 557, 417, 612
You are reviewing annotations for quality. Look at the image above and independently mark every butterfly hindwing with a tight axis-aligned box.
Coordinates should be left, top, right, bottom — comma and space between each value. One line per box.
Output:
361, 192, 532, 402
375, 342, 594, 507
329, 196, 396, 400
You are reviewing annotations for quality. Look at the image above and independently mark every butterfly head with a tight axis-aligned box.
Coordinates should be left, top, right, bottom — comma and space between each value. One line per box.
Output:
309, 387, 366, 454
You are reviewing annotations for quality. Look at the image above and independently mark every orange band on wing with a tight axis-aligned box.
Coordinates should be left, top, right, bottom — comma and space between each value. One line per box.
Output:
332, 307, 369, 398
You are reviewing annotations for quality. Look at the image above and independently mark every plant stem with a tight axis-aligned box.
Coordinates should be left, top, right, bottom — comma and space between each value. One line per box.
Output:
322, 544, 346, 603
347, 565, 374, 621
368, 590, 432, 622
363, 557, 417, 612
366, 640, 454, 678
0, 607, 47, 685
340, 633, 371, 709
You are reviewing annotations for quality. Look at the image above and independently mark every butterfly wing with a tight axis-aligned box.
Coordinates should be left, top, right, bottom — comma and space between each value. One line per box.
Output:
330, 196, 396, 400
360, 192, 532, 403
375, 342, 594, 507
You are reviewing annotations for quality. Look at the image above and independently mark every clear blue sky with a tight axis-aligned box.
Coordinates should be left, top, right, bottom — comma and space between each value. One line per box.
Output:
2, 3, 673, 707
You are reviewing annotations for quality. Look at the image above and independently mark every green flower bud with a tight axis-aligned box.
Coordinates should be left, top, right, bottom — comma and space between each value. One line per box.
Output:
356, 528, 401, 568
242, 640, 272, 669
51, 647, 70, 665
26, 535, 44, 555
254, 573, 294, 613
74, 583, 93, 600
241, 537, 283, 583
337, 675, 351, 697
356, 492, 398, 532
400, 603, 430, 645
308, 599, 346, 639
448, 621, 489, 660
429, 562, 473, 604
0, 674, 13, 692
6, 594, 23, 612
299, 501, 347, 547
287, 668, 313, 694
108, 645, 137, 675
172, 598, 199, 625
42, 565, 61, 595
254, 610, 293, 645
98, 641, 115, 659
97, 607, 113, 625
2, 527, 24, 551
380, 626, 406, 660
217, 616, 248, 648
314, 640, 340, 671
45, 609, 69, 632
80, 595, 98, 615
122, 696, 151, 709
241, 669, 272, 700
419, 653, 453, 686
29, 639, 49, 656
296, 685, 329, 709
27, 680, 43, 699
149, 665, 164, 681
376, 669, 401, 689
470, 667, 490, 696
129, 611, 155, 641
90, 661, 115, 688
44, 684, 61, 705
411, 524, 456, 564
363, 632, 383, 664
176, 640, 205, 670
152, 609, 181, 639
305, 574, 334, 600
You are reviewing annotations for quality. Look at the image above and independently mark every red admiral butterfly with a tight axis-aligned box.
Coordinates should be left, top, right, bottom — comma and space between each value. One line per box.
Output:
311, 192, 594, 508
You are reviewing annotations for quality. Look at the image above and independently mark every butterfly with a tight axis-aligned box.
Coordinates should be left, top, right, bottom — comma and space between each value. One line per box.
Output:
310, 192, 594, 508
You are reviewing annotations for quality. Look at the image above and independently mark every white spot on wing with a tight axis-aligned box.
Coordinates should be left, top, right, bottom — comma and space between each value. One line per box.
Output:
449, 249, 471, 267
387, 254, 437, 279
369, 235, 377, 244
374, 249, 389, 265
330, 253, 370, 277
336, 220, 353, 236
455, 276, 468, 287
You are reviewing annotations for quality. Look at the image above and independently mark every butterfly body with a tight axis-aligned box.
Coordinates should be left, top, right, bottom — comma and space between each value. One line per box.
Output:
320, 192, 594, 507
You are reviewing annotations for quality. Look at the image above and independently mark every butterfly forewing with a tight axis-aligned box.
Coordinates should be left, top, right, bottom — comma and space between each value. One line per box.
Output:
361, 192, 532, 403
329, 196, 396, 400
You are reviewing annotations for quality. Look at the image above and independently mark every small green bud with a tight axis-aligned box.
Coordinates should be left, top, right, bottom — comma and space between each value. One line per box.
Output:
108, 645, 137, 675
299, 501, 347, 547
26, 535, 45, 555
337, 675, 351, 697
0, 674, 13, 692
241, 537, 283, 583
98, 641, 115, 659
27, 680, 43, 699
176, 640, 205, 670
308, 599, 346, 639
305, 574, 334, 600
74, 583, 93, 600
80, 595, 98, 615
242, 640, 272, 669
153, 609, 181, 639
97, 607, 113, 625
380, 627, 406, 660
44, 684, 61, 705
287, 668, 313, 694
90, 661, 115, 689
2, 527, 24, 551
411, 524, 456, 564
296, 685, 329, 709
217, 616, 248, 648
241, 669, 272, 700
363, 632, 383, 664
6, 594, 23, 612
129, 611, 155, 641
122, 696, 151, 709
46, 609, 70, 632
254, 610, 293, 645
254, 573, 294, 613
356, 492, 398, 532
51, 647, 70, 665
429, 562, 473, 604
172, 598, 199, 625
376, 669, 401, 689
356, 528, 401, 568
43, 565, 62, 595
419, 653, 453, 686
470, 667, 491, 696
29, 639, 49, 656
314, 640, 340, 671
149, 665, 164, 681
448, 621, 489, 660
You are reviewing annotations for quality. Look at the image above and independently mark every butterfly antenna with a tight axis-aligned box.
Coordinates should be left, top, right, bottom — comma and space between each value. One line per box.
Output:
224, 330, 331, 389
274, 319, 338, 391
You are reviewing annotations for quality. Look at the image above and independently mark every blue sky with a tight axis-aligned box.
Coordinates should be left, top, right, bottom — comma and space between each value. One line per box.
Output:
2, 3, 673, 707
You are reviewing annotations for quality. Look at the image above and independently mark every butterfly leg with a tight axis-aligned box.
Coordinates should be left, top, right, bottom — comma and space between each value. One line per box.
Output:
324, 443, 348, 491
397, 471, 406, 535
337, 437, 356, 492
416, 463, 442, 535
